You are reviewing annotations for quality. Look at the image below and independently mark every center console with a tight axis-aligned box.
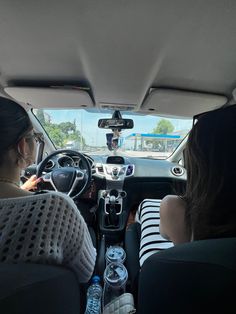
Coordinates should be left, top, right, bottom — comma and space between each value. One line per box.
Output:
95, 156, 135, 243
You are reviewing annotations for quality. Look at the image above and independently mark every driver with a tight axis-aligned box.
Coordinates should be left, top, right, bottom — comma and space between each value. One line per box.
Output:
0, 97, 96, 283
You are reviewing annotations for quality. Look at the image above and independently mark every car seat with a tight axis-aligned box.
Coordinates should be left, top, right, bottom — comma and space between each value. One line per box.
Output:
125, 223, 236, 314
0, 263, 81, 314
0, 227, 97, 314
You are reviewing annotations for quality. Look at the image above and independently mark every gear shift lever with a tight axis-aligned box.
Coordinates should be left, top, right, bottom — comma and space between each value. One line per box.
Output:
108, 195, 118, 226
109, 195, 116, 205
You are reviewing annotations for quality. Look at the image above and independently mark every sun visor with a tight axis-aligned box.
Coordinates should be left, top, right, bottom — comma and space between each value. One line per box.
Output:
141, 89, 228, 118
4, 87, 94, 109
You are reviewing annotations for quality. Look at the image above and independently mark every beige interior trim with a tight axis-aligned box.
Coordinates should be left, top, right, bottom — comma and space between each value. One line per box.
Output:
4, 87, 94, 109
141, 89, 228, 118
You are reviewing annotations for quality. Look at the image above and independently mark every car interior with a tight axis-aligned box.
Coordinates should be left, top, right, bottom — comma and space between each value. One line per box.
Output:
0, 1, 236, 313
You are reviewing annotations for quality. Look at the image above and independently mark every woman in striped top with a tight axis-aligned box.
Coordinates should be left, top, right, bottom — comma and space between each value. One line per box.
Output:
137, 104, 236, 267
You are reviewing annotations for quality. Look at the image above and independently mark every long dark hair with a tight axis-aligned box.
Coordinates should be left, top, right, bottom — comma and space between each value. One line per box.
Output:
0, 97, 32, 164
184, 106, 236, 240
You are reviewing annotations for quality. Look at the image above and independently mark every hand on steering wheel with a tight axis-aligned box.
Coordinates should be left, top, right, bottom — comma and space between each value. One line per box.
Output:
36, 149, 92, 199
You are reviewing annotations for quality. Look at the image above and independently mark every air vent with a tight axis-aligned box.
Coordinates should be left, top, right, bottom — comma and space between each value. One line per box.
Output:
97, 163, 104, 173
91, 164, 96, 174
126, 164, 134, 176
171, 166, 185, 176
45, 160, 55, 170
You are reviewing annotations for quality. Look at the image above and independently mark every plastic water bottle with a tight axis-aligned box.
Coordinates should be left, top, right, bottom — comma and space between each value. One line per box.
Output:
85, 276, 102, 314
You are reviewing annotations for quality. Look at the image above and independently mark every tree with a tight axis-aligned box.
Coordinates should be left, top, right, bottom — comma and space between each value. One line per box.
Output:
153, 119, 174, 134
145, 119, 175, 151
59, 122, 76, 135
35, 109, 86, 149
44, 123, 65, 148
35, 109, 46, 127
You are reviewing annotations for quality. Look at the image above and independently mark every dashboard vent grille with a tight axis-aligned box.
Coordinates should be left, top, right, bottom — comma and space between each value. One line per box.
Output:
126, 164, 134, 176
91, 165, 96, 174
171, 166, 185, 176
97, 164, 104, 173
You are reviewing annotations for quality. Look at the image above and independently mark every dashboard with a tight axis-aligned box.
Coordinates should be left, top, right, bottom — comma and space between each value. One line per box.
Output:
90, 154, 186, 209
23, 153, 186, 206
90, 154, 186, 180
26, 152, 186, 181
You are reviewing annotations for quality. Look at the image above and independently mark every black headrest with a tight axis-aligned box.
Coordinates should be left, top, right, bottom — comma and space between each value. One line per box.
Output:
138, 237, 236, 314
0, 263, 81, 314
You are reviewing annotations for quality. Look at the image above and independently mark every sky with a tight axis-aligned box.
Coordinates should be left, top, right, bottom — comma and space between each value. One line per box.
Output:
43, 109, 192, 146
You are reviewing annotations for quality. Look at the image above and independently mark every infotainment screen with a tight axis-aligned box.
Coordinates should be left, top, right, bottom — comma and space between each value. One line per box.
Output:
106, 156, 125, 164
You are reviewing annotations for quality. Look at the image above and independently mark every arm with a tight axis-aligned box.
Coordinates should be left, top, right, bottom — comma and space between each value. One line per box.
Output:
159, 195, 189, 245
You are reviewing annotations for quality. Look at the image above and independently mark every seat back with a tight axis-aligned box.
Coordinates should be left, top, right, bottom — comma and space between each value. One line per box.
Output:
125, 222, 141, 301
138, 238, 236, 314
0, 263, 81, 314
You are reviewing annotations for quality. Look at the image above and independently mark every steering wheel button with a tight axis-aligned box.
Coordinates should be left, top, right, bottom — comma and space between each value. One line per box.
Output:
77, 172, 83, 178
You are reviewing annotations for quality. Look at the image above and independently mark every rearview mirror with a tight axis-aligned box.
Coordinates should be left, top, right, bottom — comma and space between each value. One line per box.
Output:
98, 118, 134, 129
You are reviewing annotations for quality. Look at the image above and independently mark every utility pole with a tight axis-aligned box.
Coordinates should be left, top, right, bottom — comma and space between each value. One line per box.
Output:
80, 111, 83, 151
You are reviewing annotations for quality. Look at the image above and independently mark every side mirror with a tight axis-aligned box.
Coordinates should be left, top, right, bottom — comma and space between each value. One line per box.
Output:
98, 118, 134, 129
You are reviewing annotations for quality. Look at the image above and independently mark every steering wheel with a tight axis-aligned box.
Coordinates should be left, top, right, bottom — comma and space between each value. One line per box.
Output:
36, 149, 92, 199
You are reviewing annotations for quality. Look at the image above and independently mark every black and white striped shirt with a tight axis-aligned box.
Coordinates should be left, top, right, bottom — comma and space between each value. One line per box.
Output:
136, 199, 173, 267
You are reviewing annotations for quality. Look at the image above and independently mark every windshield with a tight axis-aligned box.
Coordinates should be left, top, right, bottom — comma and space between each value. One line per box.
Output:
33, 109, 192, 159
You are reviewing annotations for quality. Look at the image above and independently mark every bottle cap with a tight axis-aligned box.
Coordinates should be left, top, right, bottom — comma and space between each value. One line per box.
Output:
104, 262, 128, 287
91, 275, 100, 284
105, 246, 126, 264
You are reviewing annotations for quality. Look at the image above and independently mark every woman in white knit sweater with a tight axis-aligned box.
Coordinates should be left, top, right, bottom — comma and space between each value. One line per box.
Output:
0, 97, 96, 283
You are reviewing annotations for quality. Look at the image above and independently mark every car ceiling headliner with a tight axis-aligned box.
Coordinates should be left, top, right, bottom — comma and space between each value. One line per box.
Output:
0, 0, 236, 111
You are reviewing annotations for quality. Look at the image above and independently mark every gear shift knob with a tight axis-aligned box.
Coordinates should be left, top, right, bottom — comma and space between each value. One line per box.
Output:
109, 195, 116, 204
